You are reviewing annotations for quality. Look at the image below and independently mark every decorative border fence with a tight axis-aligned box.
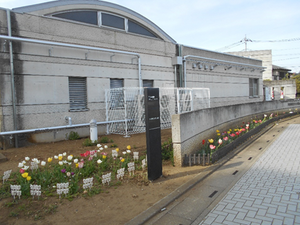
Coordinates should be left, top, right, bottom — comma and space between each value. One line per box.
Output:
105, 87, 210, 136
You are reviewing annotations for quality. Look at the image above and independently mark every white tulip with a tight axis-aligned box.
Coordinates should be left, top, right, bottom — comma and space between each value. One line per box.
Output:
58, 161, 63, 166
99, 147, 104, 151
23, 165, 29, 171
122, 151, 126, 155
41, 161, 46, 166
22, 160, 26, 164
18, 162, 24, 168
74, 158, 78, 164
104, 145, 108, 149
25, 157, 30, 161
67, 155, 73, 161
63, 152, 67, 156
97, 159, 102, 164
97, 144, 101, 148
54, 155, 58, 159
126, 150, 131, 154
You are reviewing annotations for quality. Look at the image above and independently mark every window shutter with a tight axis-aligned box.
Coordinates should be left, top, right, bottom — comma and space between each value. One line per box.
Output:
69, 77, 87, 111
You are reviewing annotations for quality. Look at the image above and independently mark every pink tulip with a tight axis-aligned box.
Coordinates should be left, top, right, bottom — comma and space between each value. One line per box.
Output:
209, 144, 216, 150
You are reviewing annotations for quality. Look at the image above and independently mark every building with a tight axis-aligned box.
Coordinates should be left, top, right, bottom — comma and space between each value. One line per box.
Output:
0, 0, 264, 148
227, 50, 296, 100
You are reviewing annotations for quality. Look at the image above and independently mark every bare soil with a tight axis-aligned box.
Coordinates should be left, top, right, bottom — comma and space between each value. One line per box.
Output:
0, 129, 207, 225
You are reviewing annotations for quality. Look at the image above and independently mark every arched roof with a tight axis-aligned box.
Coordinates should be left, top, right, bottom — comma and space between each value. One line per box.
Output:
12, 0, 176, 43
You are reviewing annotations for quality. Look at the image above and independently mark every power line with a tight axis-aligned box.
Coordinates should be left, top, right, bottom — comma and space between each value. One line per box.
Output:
252, 38, 300, 43
217, 36, 300, 52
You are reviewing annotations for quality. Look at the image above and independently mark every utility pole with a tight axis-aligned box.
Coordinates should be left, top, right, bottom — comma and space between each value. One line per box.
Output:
241, 35, 252, 51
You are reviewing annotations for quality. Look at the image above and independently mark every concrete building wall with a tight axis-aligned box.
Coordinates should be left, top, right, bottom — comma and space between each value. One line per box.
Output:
0, 8, 176, 134
227, 50, 272, 80
182, 46, 263, 107
172, 100, 300, 166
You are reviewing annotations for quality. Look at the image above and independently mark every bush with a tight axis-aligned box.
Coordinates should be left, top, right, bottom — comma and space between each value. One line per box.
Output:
82, 138, 98, 146
161, 139, 174, 165
69, 131, 80, 140
100, 136, 110, 143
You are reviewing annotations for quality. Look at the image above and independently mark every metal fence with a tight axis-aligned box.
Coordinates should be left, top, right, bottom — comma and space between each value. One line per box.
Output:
105, 87, 210, 136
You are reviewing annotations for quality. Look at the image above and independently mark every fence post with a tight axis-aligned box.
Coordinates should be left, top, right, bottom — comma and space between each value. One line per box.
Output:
105, 90, 109, 134
123, 89, 129, 137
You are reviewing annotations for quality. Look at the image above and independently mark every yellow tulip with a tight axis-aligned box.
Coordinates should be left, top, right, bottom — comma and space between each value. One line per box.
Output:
121, 158, 125, 162
127, 145, 131, 150
75, 163, 79, 168
216, 130, 220, 133
217, 133, 220, 136
116, 148, 119, 152
26, 176, 31, 181
208, 139, 214, 144
58, 156, 63, 161
48, 157, 53, 163
22, 172, 28, 178
102, 155, 107, 159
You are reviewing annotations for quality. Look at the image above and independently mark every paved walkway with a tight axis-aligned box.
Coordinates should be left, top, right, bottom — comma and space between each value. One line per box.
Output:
199, 124, 300, 225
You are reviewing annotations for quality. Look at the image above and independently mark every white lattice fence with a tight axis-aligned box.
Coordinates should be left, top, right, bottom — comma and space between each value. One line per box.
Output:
105, 88, 210, 135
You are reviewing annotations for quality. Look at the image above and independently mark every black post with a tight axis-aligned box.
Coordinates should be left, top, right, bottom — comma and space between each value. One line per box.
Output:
144, 88, 162, 180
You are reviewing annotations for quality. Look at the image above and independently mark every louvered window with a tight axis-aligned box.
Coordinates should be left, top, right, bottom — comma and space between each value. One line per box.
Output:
69, 77, 88, 111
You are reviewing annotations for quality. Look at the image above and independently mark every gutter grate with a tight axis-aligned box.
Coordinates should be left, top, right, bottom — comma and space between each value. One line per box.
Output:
209, 191, 218, 198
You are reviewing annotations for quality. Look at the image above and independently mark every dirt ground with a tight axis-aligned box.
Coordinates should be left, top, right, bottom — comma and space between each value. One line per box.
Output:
0, 129, 208, 225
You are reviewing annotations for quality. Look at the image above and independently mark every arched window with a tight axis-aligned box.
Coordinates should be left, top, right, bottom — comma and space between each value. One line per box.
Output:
51, 10, 158, 38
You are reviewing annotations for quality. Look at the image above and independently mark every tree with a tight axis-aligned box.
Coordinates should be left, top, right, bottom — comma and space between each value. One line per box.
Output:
292, 74, 300, 96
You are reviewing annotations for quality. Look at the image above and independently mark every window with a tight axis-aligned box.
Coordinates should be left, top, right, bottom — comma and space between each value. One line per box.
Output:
50, 10, 158, 38
110, 79, 124, 108
69, 77, 88, 111
143, 80, 154, 88
128, 20, 157, 38
53, 11, 98, 25
249, 78, 259, 97
101, 13, 125, 30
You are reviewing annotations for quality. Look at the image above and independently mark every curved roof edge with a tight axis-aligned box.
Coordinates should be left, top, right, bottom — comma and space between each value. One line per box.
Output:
12, 0, 176, 44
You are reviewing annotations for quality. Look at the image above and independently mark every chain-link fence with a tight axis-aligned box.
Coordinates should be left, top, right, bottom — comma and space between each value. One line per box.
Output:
105, 87, 210, 136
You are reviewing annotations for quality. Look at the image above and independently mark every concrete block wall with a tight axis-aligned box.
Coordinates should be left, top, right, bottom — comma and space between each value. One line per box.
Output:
172, 100, 300, 166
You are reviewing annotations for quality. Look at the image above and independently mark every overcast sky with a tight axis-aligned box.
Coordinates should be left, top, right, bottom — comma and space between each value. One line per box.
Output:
1, 0, 299, 72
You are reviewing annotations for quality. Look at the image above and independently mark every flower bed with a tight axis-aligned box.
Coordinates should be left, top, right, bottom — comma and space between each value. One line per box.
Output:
198, 110, 298, 164
1, 144, 147, 199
